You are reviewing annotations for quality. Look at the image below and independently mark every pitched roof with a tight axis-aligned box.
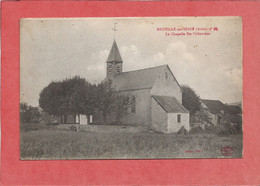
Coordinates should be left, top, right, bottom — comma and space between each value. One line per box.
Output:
106, 40, 123, 63
225, 105, 242, 115
152, 95, 189, 113
201, 99, 227, 114
110, 65, 167, 91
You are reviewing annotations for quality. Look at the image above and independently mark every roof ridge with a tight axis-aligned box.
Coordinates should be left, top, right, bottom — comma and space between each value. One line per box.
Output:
201, 99, 221, 102
121, 64, 167, 74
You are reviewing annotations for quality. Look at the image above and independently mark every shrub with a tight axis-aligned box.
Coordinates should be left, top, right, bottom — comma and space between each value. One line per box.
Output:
204, 124, 218, 134
70, 125, 80, 131
20, 103, 40, 123
190, 126, 204, 134
217, 122, 237, 136
20, 123, 54, 133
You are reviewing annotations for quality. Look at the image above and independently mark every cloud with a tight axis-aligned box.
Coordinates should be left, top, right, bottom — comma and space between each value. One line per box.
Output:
153, 52, 165, 62
166, 42, 187, 55
121, 45, 139, 56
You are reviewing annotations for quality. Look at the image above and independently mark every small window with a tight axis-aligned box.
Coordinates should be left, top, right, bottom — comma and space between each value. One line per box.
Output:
117, 66, 120, 73
177, 114, 181, 123
108, 65, 112, 72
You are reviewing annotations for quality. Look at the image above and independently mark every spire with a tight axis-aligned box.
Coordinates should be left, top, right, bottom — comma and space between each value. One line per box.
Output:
112, 23, 118, 41
106, 40, 123, 63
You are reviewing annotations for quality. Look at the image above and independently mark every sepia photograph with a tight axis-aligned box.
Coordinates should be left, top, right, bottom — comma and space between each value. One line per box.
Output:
20, 17, 242, 160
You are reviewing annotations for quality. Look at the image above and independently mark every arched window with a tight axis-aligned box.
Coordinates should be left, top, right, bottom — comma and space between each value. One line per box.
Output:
130, 95, 136, 113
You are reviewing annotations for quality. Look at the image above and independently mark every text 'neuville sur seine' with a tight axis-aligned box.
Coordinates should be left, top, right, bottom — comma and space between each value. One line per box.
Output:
157, 26, 219, 36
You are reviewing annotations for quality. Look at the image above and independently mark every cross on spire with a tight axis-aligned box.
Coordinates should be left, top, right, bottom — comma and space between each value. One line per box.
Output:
112, 23, 118, 40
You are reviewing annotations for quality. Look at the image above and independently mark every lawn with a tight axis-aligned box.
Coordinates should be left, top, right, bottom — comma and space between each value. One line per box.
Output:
20, 123, 243, 160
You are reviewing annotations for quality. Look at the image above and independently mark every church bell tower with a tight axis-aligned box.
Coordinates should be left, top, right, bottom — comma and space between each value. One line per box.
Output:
106, 40, 123, 78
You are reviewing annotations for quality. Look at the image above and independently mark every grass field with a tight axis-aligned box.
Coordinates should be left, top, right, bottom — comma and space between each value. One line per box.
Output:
20, 123, 243, 160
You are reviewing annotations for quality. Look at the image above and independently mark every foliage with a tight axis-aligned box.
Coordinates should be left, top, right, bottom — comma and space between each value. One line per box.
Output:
217, 122, 238, 136
195, 109, 212, 124
39, 76, 127, 124
114, 94, 129, 124
20, 103, 40, 123
193, 122, 241, 136
181, 85, 201, 117
39, 81, 67, 117
204, 124, 218, 133
96, 80, 117, 123
69, 81, 97, 116
20, 122, 57, 133
39, 76, 98, 123
189, 126, 205, 134
223, 114, 242, 133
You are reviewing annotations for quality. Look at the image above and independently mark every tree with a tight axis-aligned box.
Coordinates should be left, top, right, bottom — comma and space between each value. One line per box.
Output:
181, 85, 201, 119
20, 102, 40, 123
39, 76, 94, 123
39, 81, 66, 118
96, 80, 117, 124
69, 82, 97, 122
196, 109, 211, 124
114, 94, 128, 124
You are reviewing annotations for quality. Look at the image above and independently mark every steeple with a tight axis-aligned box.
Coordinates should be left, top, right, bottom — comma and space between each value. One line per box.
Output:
106, 23, 123, 78
106, 40, 123, 63
106, 40, 123, 78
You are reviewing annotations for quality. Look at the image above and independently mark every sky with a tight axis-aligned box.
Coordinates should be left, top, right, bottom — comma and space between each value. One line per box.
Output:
20, 17, 242, 107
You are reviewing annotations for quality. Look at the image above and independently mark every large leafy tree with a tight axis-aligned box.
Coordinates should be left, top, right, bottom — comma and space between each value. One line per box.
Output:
39, 76, 124, 124
39, 76, 95, 122
39, 81, 64, 116
181, 85, 201, 117
114, 94, 129, 124
96, 80, 117, 124
69, 82, 97, 121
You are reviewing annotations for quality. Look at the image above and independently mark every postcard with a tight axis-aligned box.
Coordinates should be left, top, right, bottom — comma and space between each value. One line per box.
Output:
2, 1, 260, 185
20, 17, 242, 160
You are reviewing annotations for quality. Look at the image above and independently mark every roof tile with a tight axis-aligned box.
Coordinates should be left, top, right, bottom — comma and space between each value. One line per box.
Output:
110, 65, 167, 91
153, 95, 189, 113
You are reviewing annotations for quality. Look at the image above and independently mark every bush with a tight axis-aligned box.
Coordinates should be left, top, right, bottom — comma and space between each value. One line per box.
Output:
20, 123, 40, 133
70, 125, 80, 131
20, 122, 58, 133
190, 126, 204, 134
20, 103, 40, 123
217, 122, 238, 136
204, 124, 218, 134
191, 122, 240, 136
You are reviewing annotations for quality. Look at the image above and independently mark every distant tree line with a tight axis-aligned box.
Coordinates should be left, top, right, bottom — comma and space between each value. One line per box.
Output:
20, 103, 40, 123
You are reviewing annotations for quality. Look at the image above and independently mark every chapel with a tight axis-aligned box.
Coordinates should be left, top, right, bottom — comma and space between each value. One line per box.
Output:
94, 40, 190, 133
